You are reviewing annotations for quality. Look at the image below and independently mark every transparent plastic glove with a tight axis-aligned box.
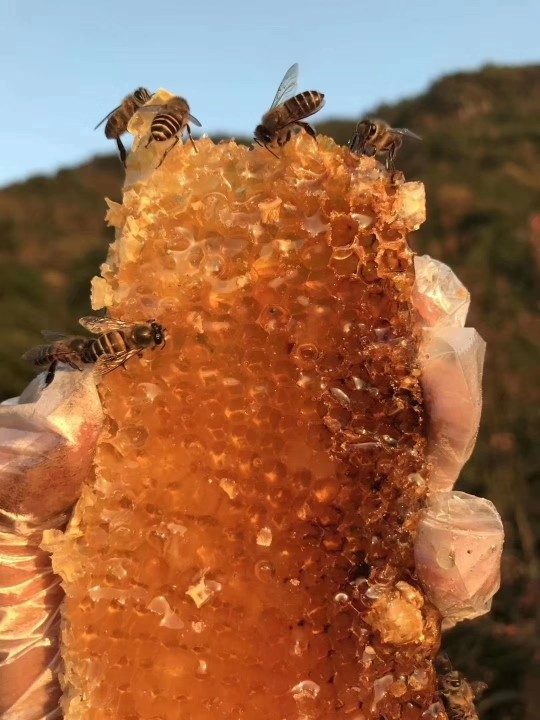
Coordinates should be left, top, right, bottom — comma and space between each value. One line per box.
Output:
0, 369, 103, 719
413, 255, 504, 629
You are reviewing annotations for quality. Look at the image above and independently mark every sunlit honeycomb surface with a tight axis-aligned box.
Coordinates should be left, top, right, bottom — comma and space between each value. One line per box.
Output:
51, 134, 444, 719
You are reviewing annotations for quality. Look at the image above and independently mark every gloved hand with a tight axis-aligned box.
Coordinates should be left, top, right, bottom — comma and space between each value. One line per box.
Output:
0, 369, 102, 719
413, 255, 503, 630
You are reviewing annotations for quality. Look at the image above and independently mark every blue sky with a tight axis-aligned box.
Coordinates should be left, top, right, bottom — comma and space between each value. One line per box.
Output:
1, 0, 539, 187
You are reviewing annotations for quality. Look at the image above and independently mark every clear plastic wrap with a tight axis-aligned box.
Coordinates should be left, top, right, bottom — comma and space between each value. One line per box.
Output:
0, 369, 102, 719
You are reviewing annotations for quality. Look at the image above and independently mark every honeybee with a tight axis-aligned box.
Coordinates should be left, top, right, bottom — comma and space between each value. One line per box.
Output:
94, 88, 153, 166
436, 653, 487, 720
349, 118, 421, 171
141, 96, 202, 167
78, 316, 167, 374
254, 63, 325, 156
22, 333, 90, 386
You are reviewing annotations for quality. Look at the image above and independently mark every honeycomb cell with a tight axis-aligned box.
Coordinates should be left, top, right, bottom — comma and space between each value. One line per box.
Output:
53, 127, 443, 719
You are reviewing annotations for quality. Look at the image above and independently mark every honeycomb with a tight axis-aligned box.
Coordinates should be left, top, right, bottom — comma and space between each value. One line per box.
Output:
46, 125, 444, 719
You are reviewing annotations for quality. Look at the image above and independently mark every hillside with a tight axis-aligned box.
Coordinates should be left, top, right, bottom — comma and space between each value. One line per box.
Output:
1, 64, 539, 719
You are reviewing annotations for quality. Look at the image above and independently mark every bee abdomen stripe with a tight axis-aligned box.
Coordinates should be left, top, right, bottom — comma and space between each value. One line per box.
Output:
285, 95, 305, 114
101, 334, 119, 355
303, 91, 323, 108
93, 336, 108, 357
285, 91, 323, 117
87, 342, 101, 362
152, 115, 181, 140
109, 331, 126, 353
104, 119, 120, 138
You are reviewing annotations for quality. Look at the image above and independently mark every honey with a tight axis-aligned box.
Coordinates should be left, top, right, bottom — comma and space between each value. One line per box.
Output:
46, 123, 442, 718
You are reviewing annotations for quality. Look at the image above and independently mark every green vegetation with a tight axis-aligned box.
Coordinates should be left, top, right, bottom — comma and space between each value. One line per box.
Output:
0, 156, 122, 393
1, 64, 538, 719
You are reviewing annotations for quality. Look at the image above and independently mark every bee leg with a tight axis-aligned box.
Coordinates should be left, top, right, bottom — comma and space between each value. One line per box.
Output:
45, 360, 58, 387
62, 356, 82, 371
385, 144, 397, 173
186, 125, 198, 154
277, 128, 292, 148
349, 133, 360, 154
297, 122, 317, 143
116, 138, 127, 167
156, 136, 179, 169
363, 143, 377, 158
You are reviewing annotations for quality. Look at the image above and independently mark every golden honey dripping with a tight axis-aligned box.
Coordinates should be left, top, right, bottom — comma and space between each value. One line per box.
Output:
46, 128, 443, 719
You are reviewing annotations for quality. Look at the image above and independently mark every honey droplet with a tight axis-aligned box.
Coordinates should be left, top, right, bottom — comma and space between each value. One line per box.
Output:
254, 560, 275, 583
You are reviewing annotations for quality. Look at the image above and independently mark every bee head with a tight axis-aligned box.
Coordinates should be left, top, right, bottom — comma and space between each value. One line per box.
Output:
356, 119, 377, 140
254, 124, 273, 146
447, 675, 463, 690
151, 322, 167, 348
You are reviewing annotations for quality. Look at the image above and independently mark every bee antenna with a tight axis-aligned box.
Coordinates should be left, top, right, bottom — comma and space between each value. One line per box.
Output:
254, 137, 279, 159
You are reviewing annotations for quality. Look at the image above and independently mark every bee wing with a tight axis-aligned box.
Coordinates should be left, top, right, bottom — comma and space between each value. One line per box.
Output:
137, 106, 201, 126
21, 344, 49, 363
41, 330, 71, 341
96, 348, 141, 375
188, 113, 202, 127
94, 105, 122, 130
136, 104, 167, 114
79, 316, 133, 334
470, 681, 488, 699
392, 127, 422, 141
269, 63, 299, 110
